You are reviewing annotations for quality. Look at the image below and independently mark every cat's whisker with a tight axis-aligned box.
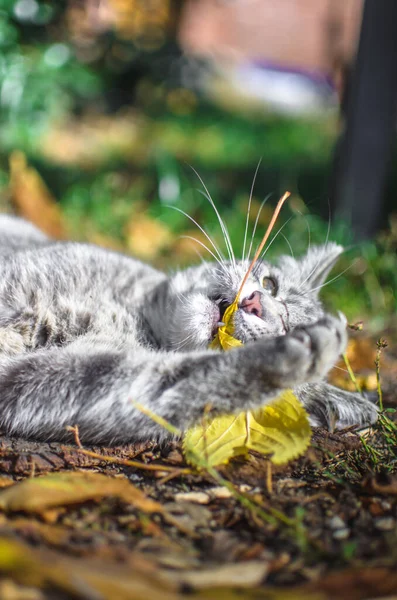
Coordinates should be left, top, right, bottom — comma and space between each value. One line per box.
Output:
242, 158, 262, 262
280, 233, 295, 259
190, 247, 207, 266
172, 330, 198, 350
297, 202, 332, 291
196, 189, 236, 270
301, 260, 357, 296
324, 198, 332, 247
261, 216, 294, 259
165, 205, 225, 265
332, 365, 350, 374
172, 287, 189, 305
179, 236, 229, 274
291, 210, 313, 291
247, 193, 273, 262
188, 163, 235, 267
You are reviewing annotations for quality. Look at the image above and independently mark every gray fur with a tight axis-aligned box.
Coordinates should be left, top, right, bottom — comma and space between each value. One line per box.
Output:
0, 215, 378, 444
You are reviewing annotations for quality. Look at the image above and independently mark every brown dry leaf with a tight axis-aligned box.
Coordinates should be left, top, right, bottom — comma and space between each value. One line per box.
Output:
345, 338, 377, 371
0, 579, 44, 600
299, 566, 397, 600
0, 471, 162, 515
330, 371, 378, 393
0, 477, 15, 489
0, 537, 180, 600
9, 152, 66, 239
125, 213, 173, 259
0, 537, 281, 600
7, 518, 79, 547
330, 338, 379, 391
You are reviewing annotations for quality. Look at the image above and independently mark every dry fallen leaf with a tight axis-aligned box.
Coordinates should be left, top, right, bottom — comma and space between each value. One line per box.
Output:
184, 391, 311, 468
9, 151, 66, 239
331, 339, 381, 391
0, 471, 162, 515
0, 537, 179, 600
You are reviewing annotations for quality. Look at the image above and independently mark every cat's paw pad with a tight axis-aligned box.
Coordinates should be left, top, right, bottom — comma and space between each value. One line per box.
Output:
300, 314, 347, 380
277, 315, 347, 385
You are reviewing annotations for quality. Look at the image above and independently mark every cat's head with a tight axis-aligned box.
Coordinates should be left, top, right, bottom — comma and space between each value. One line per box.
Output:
167, 243, 343, 351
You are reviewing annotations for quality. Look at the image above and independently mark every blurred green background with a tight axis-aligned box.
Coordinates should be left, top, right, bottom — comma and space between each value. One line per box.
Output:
0, 0, 396, 333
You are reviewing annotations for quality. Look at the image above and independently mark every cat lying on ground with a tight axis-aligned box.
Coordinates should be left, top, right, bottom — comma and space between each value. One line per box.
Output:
0, 214, 378, 444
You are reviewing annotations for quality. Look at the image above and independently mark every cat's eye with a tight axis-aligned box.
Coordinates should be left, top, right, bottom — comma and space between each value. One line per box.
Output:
262, 276, 277, 296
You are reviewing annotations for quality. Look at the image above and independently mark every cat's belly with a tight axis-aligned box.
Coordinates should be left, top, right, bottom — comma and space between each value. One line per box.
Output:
0, 240, 166, 356
0, 300, 142, 356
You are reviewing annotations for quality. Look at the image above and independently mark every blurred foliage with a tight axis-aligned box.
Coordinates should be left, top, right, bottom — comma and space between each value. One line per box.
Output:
0, 0, 395, 331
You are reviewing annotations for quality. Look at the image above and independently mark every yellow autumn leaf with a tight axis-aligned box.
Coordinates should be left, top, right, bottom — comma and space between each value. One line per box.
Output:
210, 299, 242, 350
247, 390, 312, 464
183, 390, 311, 467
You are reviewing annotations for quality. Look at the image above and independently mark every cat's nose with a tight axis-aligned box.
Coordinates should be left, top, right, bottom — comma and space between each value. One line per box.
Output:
240, 291, 262, 318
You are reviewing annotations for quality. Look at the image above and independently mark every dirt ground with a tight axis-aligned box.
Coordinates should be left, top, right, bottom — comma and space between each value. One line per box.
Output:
0, 335, 396, 600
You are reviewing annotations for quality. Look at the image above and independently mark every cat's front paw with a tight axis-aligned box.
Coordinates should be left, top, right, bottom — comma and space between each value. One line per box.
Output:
294, 314, 347, 381
259, 315, 347, 388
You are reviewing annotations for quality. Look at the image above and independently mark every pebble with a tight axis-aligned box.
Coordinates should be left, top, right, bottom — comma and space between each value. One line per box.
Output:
239, 484, 252, 493
329, 516, 345, 530
333, 528, 350, 540
174, 491, 210, 504
209, 486, 233, 499
375, 517, 395, 532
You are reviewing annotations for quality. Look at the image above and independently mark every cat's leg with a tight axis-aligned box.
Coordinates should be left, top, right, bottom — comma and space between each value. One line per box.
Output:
0, 315, 347, 444
295, 382, 379, 429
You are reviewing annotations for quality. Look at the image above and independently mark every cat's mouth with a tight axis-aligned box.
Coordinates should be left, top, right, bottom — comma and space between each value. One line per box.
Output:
211, 298, 229, 339
210, 296, 285, 343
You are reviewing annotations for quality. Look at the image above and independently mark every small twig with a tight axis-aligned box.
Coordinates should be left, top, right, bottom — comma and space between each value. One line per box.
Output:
66, 424, 83, 448
157, 470, 187, 485
265, 460, 273, 495
77, 448, 191, 475
29, 455, 36, 479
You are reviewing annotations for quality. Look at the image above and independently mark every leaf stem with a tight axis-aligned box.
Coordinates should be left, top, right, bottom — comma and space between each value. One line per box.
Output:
236, 191, 290, 302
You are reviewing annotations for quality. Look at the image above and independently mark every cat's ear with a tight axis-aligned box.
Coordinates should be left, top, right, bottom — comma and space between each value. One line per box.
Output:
298, 243, 343, 294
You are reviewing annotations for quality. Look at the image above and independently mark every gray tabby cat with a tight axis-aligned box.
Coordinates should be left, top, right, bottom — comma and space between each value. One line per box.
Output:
0, 214, 377, 444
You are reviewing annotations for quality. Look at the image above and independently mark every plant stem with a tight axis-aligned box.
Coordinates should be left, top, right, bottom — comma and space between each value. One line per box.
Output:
343, 353, 362, 394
